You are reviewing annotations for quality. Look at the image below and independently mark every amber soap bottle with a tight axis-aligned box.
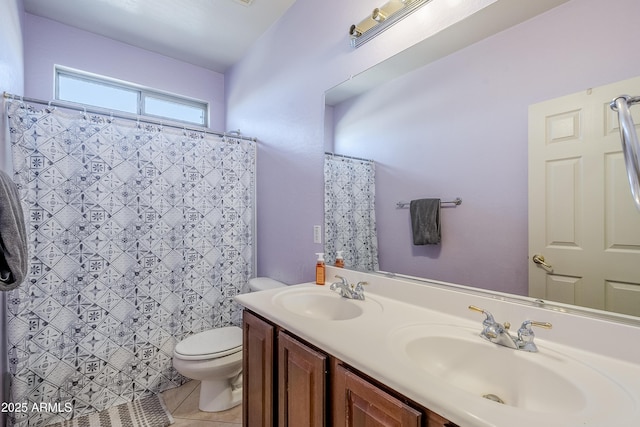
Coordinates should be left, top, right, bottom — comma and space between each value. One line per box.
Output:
315, 253, 325, 285
335, 250, 345, 268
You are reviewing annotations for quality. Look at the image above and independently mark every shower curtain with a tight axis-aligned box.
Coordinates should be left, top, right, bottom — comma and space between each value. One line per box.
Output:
4, 100, 255, 426
324, 154, 379, 271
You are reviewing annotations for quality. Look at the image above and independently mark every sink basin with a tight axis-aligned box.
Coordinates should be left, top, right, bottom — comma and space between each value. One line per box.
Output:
389, 324, 632, 416
272, 287, 381, 321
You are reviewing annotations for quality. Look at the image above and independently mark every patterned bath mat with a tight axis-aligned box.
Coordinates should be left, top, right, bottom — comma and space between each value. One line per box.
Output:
47, 395, 174, 427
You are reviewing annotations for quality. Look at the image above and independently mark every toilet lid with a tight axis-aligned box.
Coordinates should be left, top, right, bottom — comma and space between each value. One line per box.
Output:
174, 326, 242, 360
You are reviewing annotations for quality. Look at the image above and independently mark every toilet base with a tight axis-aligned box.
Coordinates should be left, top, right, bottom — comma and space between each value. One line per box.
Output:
198, 372, 243, 412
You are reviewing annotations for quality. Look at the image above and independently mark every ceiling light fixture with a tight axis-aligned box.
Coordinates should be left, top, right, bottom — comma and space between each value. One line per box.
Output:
349, 0, 433, 48
372, 8, 389, 22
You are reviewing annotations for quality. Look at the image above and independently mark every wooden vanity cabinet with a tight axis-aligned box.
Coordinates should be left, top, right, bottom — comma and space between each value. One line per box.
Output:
243, 310, 327, 427
332, 363, 421, 426
332, 361, 459, 427
243, 310, 276, 427
242, 309, 458, 427
278, 331, 327, 426
427, 411, 460, 427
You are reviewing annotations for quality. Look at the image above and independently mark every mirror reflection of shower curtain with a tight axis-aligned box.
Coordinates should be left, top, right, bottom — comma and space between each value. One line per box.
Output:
324, 154, 379, 271
5, 100, 255, 427
611, 95, 640, 211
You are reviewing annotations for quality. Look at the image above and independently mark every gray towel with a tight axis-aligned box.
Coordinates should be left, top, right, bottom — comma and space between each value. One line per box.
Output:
0, 170, 28, 291
410, 198, 441, 245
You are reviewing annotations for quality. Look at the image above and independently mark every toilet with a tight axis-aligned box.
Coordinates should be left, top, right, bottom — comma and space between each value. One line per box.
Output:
172, 327, 243, 412
172, 277, 285, 412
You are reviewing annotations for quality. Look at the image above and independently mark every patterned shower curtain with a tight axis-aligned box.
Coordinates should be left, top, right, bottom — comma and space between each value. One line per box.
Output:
324, 154, 379, 271
5, 101, 255, 426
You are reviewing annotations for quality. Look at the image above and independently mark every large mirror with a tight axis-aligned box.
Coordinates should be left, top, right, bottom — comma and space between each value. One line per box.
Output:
323, 0, 640, 319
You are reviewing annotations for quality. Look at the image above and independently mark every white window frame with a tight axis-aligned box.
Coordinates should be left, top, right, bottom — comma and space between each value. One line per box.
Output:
54, 66, 209, 127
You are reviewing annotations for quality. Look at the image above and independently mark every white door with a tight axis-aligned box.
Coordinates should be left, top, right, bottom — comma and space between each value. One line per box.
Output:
529, 76, 640, 317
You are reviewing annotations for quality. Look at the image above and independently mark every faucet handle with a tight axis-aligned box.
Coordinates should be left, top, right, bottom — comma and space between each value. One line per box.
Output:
468, 305, 497, 327
332, 275, 349, 285
518, 320, 552, 331
330, 275, 347, 292
518, 320, 552, 334
517, 320, 552, 352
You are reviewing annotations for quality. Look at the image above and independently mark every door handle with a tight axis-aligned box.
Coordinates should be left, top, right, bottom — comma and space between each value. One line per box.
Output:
532, 254, 553, 272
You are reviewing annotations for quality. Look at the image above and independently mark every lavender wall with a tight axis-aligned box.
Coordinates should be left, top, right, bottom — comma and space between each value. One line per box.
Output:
0, 0, 24, 94
228, 0, 640, 291
0, 0, 25, 422
226, 0, 496, 284
0, 0, 24, 168
23, 14, 226, 130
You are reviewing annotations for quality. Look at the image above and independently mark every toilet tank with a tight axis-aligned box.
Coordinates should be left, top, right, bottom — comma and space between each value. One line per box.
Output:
248, 277, 286, 292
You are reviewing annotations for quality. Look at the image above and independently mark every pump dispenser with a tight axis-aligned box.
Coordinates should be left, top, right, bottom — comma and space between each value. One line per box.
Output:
335, 251, 345, 268
315, 253, 325, 285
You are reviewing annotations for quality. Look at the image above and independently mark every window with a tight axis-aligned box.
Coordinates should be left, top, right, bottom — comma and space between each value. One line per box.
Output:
55, 67, 209, 126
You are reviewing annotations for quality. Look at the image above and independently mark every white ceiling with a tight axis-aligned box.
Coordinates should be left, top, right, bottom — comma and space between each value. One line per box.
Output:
23, 0, 297, 73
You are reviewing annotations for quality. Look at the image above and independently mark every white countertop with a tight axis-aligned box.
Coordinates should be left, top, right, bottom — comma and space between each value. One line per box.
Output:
235, 267, 640, 427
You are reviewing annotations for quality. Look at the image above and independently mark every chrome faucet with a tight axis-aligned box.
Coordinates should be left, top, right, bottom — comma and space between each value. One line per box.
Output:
468, 305, 552, 352
330, 275, 367, 300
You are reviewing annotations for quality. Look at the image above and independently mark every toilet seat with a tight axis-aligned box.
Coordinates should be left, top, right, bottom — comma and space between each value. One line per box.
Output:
174, 326, 242, 361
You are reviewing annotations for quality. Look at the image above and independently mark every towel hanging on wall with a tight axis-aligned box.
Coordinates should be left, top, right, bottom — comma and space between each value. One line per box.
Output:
410, 198, 441, 245
0, 169, 28, 291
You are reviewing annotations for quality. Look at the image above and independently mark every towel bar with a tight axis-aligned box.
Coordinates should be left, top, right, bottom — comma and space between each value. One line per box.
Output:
396, 198, 462, 209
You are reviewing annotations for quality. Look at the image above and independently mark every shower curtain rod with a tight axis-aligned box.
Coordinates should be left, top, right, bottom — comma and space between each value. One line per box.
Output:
3, 92, 258, 142
325, 152, 374, 163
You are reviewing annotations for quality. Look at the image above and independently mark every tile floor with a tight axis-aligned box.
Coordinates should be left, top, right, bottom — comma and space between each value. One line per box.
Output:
161, 381, 242, 427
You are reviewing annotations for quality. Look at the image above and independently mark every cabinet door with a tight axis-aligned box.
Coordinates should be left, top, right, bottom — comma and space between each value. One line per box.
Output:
333, 364, 421, 427
427, 410, 459, 427
243, 310, 276, 427
278, 331, 327, 427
